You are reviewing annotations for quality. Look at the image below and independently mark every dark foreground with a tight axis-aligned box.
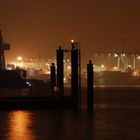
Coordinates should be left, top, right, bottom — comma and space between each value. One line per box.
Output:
0, 96, 77, 110
0, 86, 140, 140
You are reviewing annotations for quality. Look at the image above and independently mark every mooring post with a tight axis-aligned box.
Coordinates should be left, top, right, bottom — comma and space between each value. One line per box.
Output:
71, 44, 79, 107
57, 46, 64, 97
50, 63, 56, 96
87, 60, 94, 111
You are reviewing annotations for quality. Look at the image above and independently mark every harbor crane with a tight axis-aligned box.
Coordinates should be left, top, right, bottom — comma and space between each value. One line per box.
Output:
0, 31, 10, 69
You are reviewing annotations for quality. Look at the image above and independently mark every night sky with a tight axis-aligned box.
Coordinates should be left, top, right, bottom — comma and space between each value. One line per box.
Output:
0, 0, 140, 65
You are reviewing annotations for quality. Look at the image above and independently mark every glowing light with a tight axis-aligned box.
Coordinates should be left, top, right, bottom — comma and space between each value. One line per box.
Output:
71, 39, 74, 43
17, 56, 22, 61
133, 71, 139, 76
114, 54, 118, 57
7, 111, 35, 140
112, 66, 118, 71
7, 67, 13, 70
67, 65, 71, 69
121, 54, 126, 57
17, 56, 23, 68
18, 62, 23, 68
46, 71, 51, 74
67, 59, 70, 62
137, 56, 140, 59
101, 64, 105, 68
64, 77, 66, 81
108, 53, 111, 56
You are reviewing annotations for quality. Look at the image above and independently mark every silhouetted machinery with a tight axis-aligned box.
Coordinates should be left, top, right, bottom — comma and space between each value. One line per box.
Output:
0, 31, 28, 88
0, 31, 10, 69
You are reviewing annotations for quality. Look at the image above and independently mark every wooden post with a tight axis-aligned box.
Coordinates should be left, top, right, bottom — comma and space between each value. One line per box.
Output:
50, 63, 56, 95
87, 60, 94, 111
71, 45, 79, 106
57, 47, 64, 96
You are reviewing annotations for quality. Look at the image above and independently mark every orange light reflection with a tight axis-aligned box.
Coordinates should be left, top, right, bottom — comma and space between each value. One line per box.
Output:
7, 111, 35, 140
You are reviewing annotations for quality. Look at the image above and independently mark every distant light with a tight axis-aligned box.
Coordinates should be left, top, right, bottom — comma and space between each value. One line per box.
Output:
128, 65, 131, 68
114, 54, 118, 57
67, 59, 70, 62
101, 64, 105, 68
17, 56, 22, 61
94, 65, 106, 72
71, 39, 74, 43
108, 53, 111, 56
137, 56, 140, 59
7, 67, 12, 70
64, 77, 66, 81
121, 54, 126, 57
46, 71, 51, 74
67, 65, 71, 69
133, 70, 139, 77
113, 66, 118, 71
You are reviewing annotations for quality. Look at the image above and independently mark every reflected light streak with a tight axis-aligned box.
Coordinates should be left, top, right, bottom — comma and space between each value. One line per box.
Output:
7, 111, 35, 140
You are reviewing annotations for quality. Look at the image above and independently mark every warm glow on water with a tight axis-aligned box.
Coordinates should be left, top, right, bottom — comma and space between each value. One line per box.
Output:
0, 90, 140, 139
7, 111, 35, 140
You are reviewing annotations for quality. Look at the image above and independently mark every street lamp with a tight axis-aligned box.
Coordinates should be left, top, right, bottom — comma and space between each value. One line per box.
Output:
17, 56, 22, 62
17, 56, 23, 68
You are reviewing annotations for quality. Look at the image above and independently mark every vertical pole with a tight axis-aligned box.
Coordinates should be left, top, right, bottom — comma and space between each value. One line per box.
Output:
78, 46, 81, 108
117, 56, 120, 69
87, 60, 94, 111
133, 54, 136, 70
57, 46, 64, 97
71, 44, 78, 106
126, 54, 128, 69
0, 31, 3, 69
50, 63, 56, 95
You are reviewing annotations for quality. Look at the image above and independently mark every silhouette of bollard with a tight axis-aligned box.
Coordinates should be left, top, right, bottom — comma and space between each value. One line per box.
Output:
57, 46, 64, 96
50, 63, 56, 95
71, 44, 79, 106
87, 60, 94, 111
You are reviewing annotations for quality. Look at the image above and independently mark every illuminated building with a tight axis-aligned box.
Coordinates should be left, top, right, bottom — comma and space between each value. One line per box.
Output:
7, 57, 71, 81
92, 53, 140, 72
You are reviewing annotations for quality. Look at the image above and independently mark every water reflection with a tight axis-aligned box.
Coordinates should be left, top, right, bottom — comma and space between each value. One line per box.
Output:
7, 111, 35, 140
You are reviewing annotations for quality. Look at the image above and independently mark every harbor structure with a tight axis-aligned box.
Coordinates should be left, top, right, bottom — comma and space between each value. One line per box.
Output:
0, 31, 10, 69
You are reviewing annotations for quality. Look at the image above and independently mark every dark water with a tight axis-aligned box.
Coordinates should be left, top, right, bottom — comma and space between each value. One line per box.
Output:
0, 87, 140, 140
